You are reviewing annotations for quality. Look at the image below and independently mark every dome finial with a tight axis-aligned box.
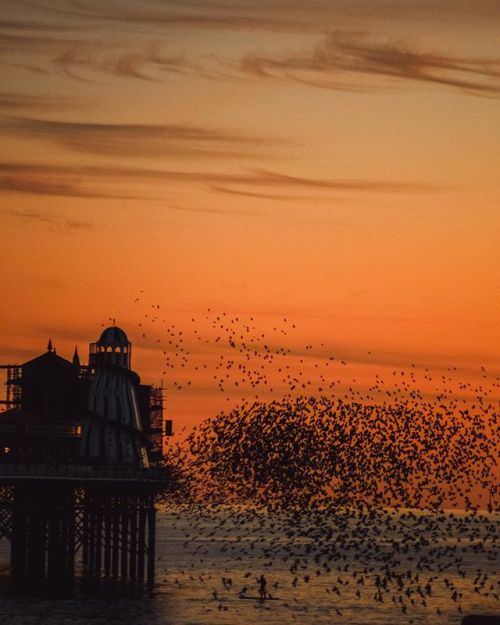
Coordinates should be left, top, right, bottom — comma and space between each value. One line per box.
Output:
73, 345, 80, 368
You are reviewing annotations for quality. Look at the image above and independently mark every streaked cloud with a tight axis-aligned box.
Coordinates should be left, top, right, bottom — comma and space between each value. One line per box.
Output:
0, 161, 432, 202
33, 322, 107, 344
3, 2, 498, 91
246, 170, 428, 192
209, 185, 320, 202
0, 116, 274, 159
6, 209, 92, 230
0, 13, 195, 80
18, 0, 500, 33
0, 162, 147, 199
0, 92, 80, 113
18, 0, 300, 33
241, 34, 500, 97
0, 30, 76, 52
51, 42, 195, 82
0, 32, 194, 82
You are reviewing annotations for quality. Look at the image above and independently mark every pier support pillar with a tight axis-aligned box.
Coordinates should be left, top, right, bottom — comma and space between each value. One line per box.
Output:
5, 481, 157, 594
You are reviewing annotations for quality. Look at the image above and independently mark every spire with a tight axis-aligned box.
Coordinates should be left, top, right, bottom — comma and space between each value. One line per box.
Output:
72, 346, 80, 368
47, 339, 53, 352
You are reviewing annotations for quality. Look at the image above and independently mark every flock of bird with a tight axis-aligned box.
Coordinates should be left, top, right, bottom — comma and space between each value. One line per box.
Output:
130, 296, 498, 621
156, 505, 498, 622
180, 393, 497, 513
131, 298, 499, 411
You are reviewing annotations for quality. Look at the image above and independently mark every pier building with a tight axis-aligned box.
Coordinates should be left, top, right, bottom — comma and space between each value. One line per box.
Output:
0, 326, 171, 595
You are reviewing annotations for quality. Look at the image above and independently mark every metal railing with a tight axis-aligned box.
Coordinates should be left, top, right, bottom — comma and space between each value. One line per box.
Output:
0, 463, 168, 481
0, 424, 82, 436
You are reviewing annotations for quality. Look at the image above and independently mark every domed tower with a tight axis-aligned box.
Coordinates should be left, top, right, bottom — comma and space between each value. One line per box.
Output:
89, 326, 131, 369
80, 326, 149, 468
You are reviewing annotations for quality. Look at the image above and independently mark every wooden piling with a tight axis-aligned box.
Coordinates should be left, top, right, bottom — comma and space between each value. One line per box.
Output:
4, 480, 159, 594
129, 500, 137, 582
103, 509, 112, 577
147, 504, 156, 586
120, 499, 129, 581
137, 505, 146, 584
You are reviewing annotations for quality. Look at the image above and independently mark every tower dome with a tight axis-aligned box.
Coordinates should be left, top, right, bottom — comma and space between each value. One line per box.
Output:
98, 326, 129, 347
89, 325, 131, 369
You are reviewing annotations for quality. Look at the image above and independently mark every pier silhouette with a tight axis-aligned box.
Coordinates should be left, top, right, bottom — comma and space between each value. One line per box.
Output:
0, 326, 171, 595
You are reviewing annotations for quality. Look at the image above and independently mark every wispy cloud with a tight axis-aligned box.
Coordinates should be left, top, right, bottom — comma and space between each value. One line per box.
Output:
0, 162, 147, 199
241, 33, 500, 96
4, 2, 499, 89
51, 42, 195, 82
0, 13, 196, 81
209, 185, 319, 202
19, 0, 500, 33
33, 322, 105, 345
0, 30, 72, 52
19, 0, 298, 33
0, 92, 81, 113
0, 33, 195, 82
0, 116, 274, 159
246, 170, 429, 192
0, 161, 432, 202
6, 208, 92, 230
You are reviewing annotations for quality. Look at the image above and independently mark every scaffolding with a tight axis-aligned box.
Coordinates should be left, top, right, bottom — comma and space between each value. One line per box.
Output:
148, 386, 164, 462
0, 365, 22, 410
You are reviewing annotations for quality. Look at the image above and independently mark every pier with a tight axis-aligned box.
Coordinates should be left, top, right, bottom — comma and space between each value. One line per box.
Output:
0, 326, 171, 595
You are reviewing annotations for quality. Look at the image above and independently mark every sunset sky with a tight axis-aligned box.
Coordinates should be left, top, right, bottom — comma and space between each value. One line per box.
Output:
1, 0, 499, 426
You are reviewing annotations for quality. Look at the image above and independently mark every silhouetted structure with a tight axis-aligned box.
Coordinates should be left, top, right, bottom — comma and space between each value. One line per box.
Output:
0, 326, 172, 595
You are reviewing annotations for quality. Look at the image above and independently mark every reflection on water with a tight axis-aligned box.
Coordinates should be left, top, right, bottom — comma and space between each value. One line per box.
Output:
0, 508, 498, 625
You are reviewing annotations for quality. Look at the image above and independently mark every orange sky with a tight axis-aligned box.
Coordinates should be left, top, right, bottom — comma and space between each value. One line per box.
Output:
0, 0, 499, 429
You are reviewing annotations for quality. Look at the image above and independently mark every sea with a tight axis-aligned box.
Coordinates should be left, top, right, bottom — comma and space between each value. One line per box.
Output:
0, 507, 498, 625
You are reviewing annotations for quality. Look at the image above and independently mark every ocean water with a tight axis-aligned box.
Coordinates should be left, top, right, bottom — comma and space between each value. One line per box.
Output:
0, 508, 498, 625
